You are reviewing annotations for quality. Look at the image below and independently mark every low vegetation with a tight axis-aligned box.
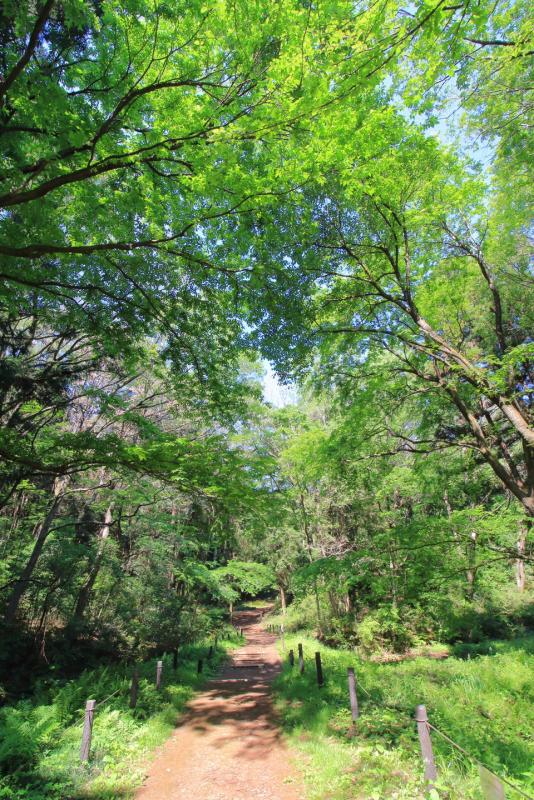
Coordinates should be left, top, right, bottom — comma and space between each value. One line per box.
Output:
272, 632, 534, 800
0, 631, 241, 800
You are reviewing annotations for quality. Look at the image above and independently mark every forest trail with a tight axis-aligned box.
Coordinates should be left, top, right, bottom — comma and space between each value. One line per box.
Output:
135, 609, 303, 800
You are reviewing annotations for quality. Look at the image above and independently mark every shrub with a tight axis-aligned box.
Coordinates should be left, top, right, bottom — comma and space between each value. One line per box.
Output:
357, 607, 414, 655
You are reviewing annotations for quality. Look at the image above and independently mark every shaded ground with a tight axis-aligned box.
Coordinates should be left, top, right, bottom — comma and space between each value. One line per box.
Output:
135, 609, 303, 800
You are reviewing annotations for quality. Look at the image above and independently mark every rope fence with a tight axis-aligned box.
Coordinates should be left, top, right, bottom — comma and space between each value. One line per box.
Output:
78, 626, 233, 763
285, 639, 533, 800
427, 722, 534, 800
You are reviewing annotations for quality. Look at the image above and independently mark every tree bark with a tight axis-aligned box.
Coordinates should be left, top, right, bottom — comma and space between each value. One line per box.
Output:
466, 530, 477, 600
299, 490, 323, 634
516, 521, 530, 592
4, 475, 69, 624
72, 503, 113, 623
279, 585, 287, 615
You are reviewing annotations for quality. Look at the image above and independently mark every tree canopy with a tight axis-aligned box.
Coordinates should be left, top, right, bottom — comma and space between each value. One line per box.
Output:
0, 0, 531, 708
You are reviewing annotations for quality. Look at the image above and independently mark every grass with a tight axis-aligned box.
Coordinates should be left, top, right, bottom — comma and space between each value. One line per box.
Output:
237, 598, 273, 609
0, 628, 243, 800
272, 633, 534, 800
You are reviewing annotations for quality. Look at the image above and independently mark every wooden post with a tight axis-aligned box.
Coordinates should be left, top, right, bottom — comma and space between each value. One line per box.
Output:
347, 668, 359, 721
156, 660, 163, 690
80, 699, 96, 762
298, 643, 304, 674
315, 652, 324, 687
415, 705, 437, 784
172, 649, 178, 671
129, 669, 139, 709
197, 658, 203, 674
289, 649, 294, 667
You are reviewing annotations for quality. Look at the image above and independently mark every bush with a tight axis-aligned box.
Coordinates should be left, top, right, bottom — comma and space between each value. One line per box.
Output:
357, 607, 414, 655
273, 632, 534, 799
0, 633, 238, 799
0, 703, 61, 772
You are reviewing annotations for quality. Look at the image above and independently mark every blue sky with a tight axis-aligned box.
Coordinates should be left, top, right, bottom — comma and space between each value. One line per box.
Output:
262, 361, 297, 407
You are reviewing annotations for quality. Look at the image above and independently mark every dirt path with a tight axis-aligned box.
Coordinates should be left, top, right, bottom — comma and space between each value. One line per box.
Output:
135, 609, 303, 800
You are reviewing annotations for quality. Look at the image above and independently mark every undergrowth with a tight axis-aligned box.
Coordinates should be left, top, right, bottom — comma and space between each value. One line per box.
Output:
273, 633, 534, 800
0, 628, 242, 799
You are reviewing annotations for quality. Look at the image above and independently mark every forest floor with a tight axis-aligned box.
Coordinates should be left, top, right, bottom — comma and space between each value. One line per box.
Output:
271, 632, 534, 800
134, 608, 303, 800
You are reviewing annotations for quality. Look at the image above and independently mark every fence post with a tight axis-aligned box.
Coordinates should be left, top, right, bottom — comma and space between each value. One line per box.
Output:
156, 660, 163, 690
298, 643, 304, 674
315, 652, 324, 687
289, 649, 294, 667
172, 649, 178, 671
129, 668, 139, 709
80, 699, 96, 762
197, 658, 203, 674
415, 705, 437, 784
347, 668, 359, 721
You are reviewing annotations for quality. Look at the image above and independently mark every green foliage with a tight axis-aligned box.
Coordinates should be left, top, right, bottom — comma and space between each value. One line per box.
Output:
0, 0, 531, 795
273, 634, 534, 799
356, 608, 415, 655
0, 632, 239, 799
213, 560, 276, 601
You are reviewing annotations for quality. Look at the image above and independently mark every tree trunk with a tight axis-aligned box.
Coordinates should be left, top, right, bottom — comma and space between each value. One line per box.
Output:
443, 490, 453, 518
72, 503, 113, 623
313, 579, 322, 634
279, 585, 287, 615
4, 475, 69, 625
299, 491, 323, 635
408, 311, 534, 518
516, 521, 530, 592
466, 530, 477, 600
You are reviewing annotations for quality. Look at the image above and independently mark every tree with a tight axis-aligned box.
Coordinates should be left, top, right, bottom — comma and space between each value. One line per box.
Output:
251, 116, 534, 516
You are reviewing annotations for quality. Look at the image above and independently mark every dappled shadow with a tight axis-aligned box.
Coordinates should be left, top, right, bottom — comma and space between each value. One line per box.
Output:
176, 681, 285, 759
172, 608, 285, 760
0, 641, 231, 800
272, 638, 534, 787
0, 769, 134, 800
451, 634, 534, 659
134, 607, 302, 800
66, 787, 133, 799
